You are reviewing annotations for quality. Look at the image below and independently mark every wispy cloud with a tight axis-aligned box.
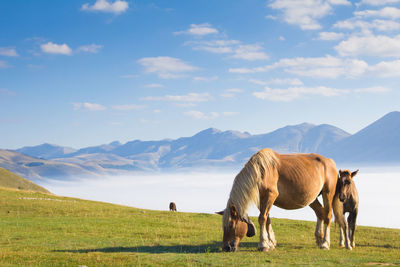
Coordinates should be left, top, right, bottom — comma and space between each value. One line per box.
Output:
269, 0, 350, 31
137, 56, 198, 79
249, 78, 303, 86
220, 88, 243, 98
142, 92, 212, 103
144, 83, 164, 88
230, 55, 368, 78
335, 34, 400, 57
253, 86, 349, 102
232, 44, 269, 61
41, 42, 72, 55
77, 44, 103, 53
112, 104, 146, 110
81, 0, 129, 15
318, 31, 345, 40
193, 76, 218, 82
73, 102, 106, 111
0, 60, 11, 68
369, 59, 400, 77
354, 86, 391, 93
184, 110, 219, 120
359, 0, 400, 6
0, 47, 18, 57
174, 23, 219, 36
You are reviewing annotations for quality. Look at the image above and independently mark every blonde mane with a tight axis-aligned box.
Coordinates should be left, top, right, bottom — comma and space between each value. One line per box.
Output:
223, 148, 280, 228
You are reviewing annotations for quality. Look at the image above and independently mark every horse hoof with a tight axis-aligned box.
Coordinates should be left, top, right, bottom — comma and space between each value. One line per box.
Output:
258, 247, 271, 252
320, 243, 330, 250
351, 242, 355, 248
339, 243, 345, 248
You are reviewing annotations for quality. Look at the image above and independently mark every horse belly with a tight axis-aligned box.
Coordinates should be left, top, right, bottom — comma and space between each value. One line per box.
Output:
273, 179, 323, 210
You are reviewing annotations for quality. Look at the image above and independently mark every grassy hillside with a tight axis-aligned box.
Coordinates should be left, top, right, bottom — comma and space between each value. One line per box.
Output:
0, 188, 399, 266
0, 167, 50, 194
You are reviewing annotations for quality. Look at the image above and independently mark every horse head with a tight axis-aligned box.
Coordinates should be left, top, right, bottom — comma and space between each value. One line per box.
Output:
338, 169, 358, 202
216, 205, 256, 252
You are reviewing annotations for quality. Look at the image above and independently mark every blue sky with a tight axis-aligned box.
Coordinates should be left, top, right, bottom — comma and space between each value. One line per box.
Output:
1, 0, 400, 149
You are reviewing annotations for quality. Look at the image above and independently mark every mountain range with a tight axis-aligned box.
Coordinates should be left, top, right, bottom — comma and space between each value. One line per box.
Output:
1, 111, 399, 181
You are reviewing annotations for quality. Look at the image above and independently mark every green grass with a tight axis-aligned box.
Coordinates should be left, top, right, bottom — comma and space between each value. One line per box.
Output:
0, 188, 399, 266
0, 167, 50, 194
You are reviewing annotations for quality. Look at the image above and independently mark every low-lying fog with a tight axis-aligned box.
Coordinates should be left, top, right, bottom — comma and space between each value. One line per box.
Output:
39, 168, 400, 229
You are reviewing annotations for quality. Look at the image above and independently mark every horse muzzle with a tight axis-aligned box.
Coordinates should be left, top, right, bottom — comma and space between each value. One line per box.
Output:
222, 241, 237, 252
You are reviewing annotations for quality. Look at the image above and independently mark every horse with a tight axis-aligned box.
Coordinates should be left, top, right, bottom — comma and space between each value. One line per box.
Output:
169, 202, 177, 211
219, 148, 338, 252
333, 169, 359, 250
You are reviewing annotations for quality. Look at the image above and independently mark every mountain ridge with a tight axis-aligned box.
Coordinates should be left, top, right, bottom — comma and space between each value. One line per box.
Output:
2, 111, 399, 180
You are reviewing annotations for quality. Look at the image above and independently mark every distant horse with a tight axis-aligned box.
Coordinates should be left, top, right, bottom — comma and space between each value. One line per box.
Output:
169, 202, 177, 211
219, 148, 338, 252
333, 169, 359, 250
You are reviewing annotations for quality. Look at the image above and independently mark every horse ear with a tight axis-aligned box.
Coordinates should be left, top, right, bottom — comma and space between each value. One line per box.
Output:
351, 169, 359, 178
338, 169, 343, 176
230, 205, 239, 220
215, 210, 224, 215
246, 220, 256, 237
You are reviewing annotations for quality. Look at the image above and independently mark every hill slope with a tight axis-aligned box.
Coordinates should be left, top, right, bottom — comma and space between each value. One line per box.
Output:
0, 167, 50, 193
0, 188, 399, 266
324, 111, 400, 163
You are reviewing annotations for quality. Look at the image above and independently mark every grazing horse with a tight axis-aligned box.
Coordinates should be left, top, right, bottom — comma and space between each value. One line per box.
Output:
169, 202, 177, 211
333, 169, 359, 250
220, 148, 338, 252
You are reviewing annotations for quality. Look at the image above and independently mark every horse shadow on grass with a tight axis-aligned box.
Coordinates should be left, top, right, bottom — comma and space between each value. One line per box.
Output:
54, 242, 306, 254
55, 242, 223, 254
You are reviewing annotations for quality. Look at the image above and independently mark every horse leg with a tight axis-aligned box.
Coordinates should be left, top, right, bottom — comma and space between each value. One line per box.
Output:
319, 188, 335, 250
309, 199, 324, 247
332, 196, 352, 249
258, 188, 278, 252
348, 209, 357, 248
266, 214, 277, 246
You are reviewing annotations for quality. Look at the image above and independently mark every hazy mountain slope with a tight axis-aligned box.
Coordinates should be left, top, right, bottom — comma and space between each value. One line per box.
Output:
0, 166, 50, 193
16, 143, 77, 159
325, 111, 400, 163
0, 149, 100, 180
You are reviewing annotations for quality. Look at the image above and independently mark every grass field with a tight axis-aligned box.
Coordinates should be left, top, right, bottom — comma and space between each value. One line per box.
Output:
0, 187, 399, 266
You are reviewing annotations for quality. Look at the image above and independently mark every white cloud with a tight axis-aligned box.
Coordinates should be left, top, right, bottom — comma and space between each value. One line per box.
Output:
0, 47, 18, 57
142, 92, 212, 102
81, 0, 128, 15
369, 59, 400, 77
112, 104, 146, 110
328, 0, 351, 4
77, 44, 103, 53
355, 7, 400, 19
335, 34, 400, 57
334, 18, 400, 32
137, 56, 198, 79
222, 112, 239, 116
230, 55, 368, 78
354, 86, 391, 93
175, 23, 219, 36
193, 76, 218, 82
41, 42, 72, 55
253, 86, 349, 102
269, 0, 334, 30
73, 102, 106, 111
232, 44, 269, 61
318, 31, 345, 40
145, 83, 164, 88
359, 0, 400, 6
184, 110, 219, 120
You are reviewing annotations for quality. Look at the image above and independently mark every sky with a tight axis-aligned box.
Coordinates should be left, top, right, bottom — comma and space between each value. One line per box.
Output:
1, 0, 400, 149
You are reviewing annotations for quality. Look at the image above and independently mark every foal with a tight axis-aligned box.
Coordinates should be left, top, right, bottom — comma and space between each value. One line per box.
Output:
333, 169, 359, 250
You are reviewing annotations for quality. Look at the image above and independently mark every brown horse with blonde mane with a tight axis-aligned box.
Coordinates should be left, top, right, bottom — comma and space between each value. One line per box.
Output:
219, 148, 338, 252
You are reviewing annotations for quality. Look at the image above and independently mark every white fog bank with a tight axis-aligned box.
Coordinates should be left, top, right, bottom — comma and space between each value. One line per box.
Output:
39, 170, 400, 229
